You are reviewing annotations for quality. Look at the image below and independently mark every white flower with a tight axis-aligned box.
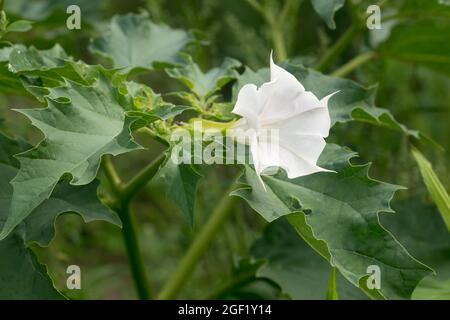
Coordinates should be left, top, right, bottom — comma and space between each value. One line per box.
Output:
231, 54, 336, 180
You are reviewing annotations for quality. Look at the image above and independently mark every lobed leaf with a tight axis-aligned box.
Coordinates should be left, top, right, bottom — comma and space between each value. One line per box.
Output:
0, 74, 140, 240
233, 144, 433, 299
0, 133, 120, 299
89, 13, 193, 72
167, 54, 241, 99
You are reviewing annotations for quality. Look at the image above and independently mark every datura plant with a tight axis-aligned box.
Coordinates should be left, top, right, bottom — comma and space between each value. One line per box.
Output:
0, 0, 449, 301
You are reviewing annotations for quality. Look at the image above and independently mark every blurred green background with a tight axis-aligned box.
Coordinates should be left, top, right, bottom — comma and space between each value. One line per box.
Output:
1, 0, 448, 299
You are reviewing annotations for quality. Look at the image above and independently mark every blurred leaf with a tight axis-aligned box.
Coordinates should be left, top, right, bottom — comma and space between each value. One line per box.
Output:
233, 144, 432, 299
251, 218, 367, 300
381, 197, 450, 300
90, 13, 193, 72
5, 19, 32, 33
0, 74, 141, 240
379, 19, 450, 76
310, 0, 345, 29
411, 146, 450, 231
167, 54, 241, 99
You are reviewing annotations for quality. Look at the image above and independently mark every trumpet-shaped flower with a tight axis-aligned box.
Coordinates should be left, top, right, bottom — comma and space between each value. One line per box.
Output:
231, 55, 336, 179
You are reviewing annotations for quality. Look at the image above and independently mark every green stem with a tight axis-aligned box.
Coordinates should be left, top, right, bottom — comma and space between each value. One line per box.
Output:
315, 24, 362, 72
204, 270, 257, 300
157, 182, 240, 299
326, 267, 339, 300
118, 202, 152, 299
244, 0, 288, 61
102, 155, 123, 196
121, 153, 166, 201
272, 27, 288, 61
330, 52, 376, 77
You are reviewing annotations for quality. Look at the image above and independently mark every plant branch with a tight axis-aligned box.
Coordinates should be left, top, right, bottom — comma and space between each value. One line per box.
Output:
203, 270, 257, 300
315, 24, 362, 72
102, 154, 123, 196
157, 181, 240, 299
330, 52, 376, 77
121, 153, 166, 201
118, 202, 152, 299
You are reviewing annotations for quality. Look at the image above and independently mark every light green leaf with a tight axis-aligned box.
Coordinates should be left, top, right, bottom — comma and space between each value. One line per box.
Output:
233, 144, 432, 299
9, 44, 69, 73
381, 197, 450, 300
155, 147, 203, 227
310, 0, 345, 29
167, 54, 241, 99
411, 146, 450, 231
90, 13, 193, 72
0, 74, 141, 240
234, 64, 422, 139
251, 218, 367, 300
379, 19, 450, 76
5, 20, 32, 33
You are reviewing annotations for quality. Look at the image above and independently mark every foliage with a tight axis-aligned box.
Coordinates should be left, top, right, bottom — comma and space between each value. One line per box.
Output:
0, 0, 448, 300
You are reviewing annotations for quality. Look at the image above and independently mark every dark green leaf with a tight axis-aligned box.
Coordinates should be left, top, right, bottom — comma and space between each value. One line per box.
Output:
0, 133, 120, 299
382, 197, 450, 300
155, 147, 202, 227
251, 218, 367, 299
379, 19, 450, 76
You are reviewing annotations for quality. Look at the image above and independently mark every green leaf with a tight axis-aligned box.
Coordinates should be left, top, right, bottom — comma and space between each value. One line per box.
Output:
155, 147, 203, 227
411, 146, 450, 231
251, 218, 367, 300
379, 19, 450, 76
5, 20, 32, 33
0, 74, 140, 240
233, 144, 432, 299
90, 13, 193, 72
7, 44, 107, 90
381, 197, 450, 300
167, 54, 241, 99
0, 133, 120, 299
234, 64, 422, 139
9, 44, 69, 73
310, 0, 345, 29
0, 234, 63, 299
0, 133, 121, 245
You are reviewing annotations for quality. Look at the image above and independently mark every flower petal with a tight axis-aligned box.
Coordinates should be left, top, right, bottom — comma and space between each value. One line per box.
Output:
232, 83, 261, 129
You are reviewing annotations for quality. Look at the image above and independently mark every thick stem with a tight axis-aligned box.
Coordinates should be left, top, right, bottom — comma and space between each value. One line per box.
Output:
330, 52, 375, 77
272, 27, 288, 61
315, 24, 361, 72
157, 183, 240, 300
121, 153, 166, 201
118, 202, 152, 299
